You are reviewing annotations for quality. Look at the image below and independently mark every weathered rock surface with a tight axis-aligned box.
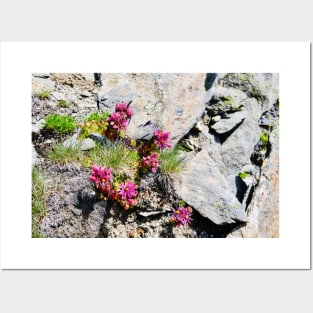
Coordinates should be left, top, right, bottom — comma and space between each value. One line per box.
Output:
217, 73, 279, 111
32, 119, 46, 134
227, 131, 279, 237
97, 73, 207, 145
32, 75, 55, 94
211, 111, 246, 134
171, 72, 279, 230
219, 97, 262, 194
172, 149, 247, 225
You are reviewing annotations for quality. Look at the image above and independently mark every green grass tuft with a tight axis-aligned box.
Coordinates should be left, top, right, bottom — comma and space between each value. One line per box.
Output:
58, 100, 71, 108
37, 89, 51, 100
32, 167, 46, 237
47, 142, 84, 164
89, 142, 139, 171
44, 114, 76, 135
159, 146, 185, 174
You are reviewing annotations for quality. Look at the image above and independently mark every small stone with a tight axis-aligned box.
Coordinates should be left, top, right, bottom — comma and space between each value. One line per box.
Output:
211, 115, 221, 123
80, 138, 95, 150
51, 91, 65, 101
63, 134, 79, 148
81, 90, 91, 97
211, 111, 246, 134
32, 119, 46, 134
71, 208, 82, 216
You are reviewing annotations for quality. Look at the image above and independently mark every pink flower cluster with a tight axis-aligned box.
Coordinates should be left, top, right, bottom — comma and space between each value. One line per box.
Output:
154, 129, 172, 150
140, 153, 160, 173
117, 181, 138, 210
107, 102, 133, 131
89, 165, 112, 195
90, 165, 138, 210
171, 207, 193, 227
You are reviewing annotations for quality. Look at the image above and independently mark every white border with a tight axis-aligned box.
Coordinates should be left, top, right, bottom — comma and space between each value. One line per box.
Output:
0, 42, 310, 269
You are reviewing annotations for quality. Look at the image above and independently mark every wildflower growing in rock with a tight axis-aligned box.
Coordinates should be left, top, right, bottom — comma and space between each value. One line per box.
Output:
89, 165, 112, 195
117, 181, 138, 209
105, 102, 133, 140
107, 111, 129, 131
140, 153, 160, 173
115, 102, 133, 118
154, 129, 172, 150
171, 206, 193, 227
118, 181, 138, 200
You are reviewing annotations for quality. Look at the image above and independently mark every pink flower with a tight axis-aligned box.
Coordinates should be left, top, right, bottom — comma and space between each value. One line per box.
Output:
89, 165, 112, 194
115, 102, 133, 118
172, 207, 193, 227
141, 153, 160, 173
154, 129, 172, 150
107, 112, 129, 131
106, 102, 133, 132
118, 181, 138, 201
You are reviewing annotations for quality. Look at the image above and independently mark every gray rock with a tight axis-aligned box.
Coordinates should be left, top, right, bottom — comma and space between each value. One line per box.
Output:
32, 76, 55, 94
97, 73, 207, 145
81, 90, 91, 97
206, 87, 247, 115
219, 98, 262, 195
32, 145, 39, 168
211, 115, 221, 123
211, 111, 246, 134
63, 135, 95, 150
51, 91, 66, 101
80, 138, 95, 150
32, 119, 46, 134
227, 134, 279, 238
217, 73, 279, 111
63, 134, 80, 148
88, 133, 113, 147
171, 149, 247, 225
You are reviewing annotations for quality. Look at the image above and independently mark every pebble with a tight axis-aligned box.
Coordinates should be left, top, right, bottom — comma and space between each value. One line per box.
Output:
81, 90, 91, 97
80, 138, 96, 150
211, 115, 221, 123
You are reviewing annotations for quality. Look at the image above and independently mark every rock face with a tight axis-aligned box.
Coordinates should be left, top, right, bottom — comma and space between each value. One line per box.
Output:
227, 131, 279, 237
172, 149, 247, 225
97, 73, 207, 145
171, 73, 279, 229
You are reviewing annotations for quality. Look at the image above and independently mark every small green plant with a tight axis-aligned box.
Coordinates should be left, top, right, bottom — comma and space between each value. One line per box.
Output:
58, 100, 71, 108
32, 167, 46, 237
178, 199, 186, 207
79, 111, 110, 138
37, 88, 51, 100
47, 142, 84, 164
221, 95, 232, 106
44, 114, 76, 135
260, 131, 269, 143
239, 172, 249, 179
89, 142, 139, 171
159, 146, 184, 174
